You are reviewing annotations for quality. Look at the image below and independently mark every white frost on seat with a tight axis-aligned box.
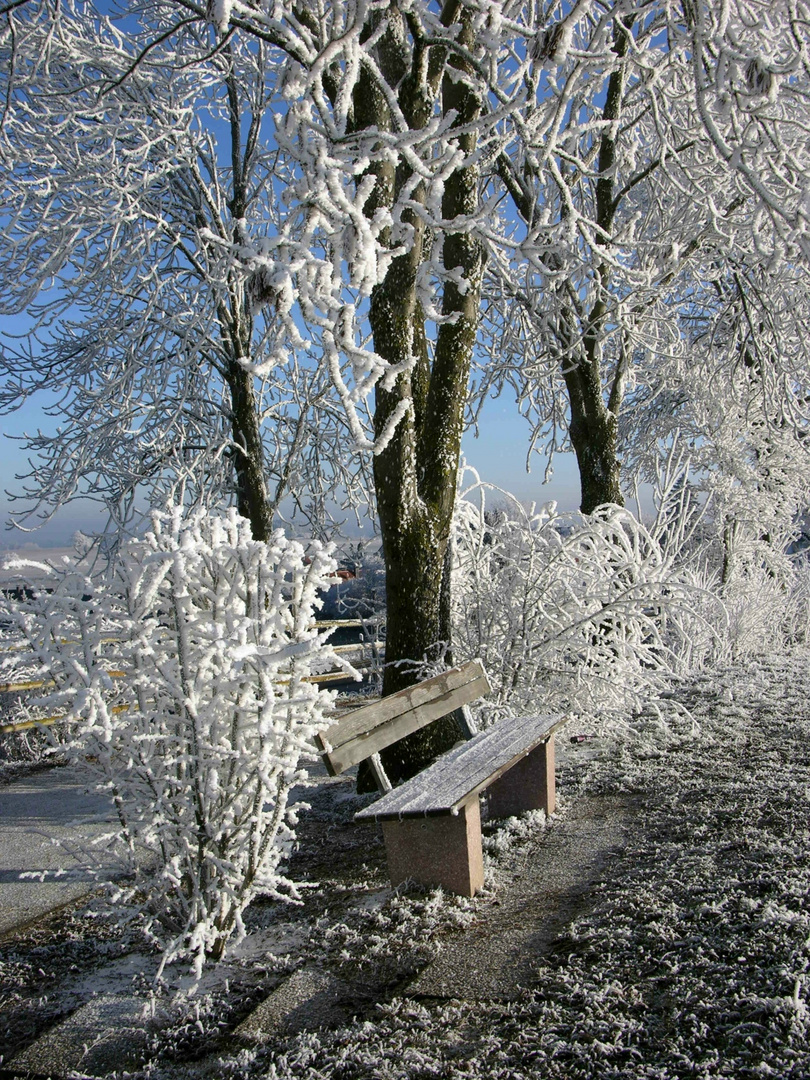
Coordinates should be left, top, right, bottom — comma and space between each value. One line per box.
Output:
355, 712, 564, 821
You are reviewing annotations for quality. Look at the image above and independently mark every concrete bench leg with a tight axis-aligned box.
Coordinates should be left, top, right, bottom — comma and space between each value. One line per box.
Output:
486, 735, 555, 819
380, 800, 485, 898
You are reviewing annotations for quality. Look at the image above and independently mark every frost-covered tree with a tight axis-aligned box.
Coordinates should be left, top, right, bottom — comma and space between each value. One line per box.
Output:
4, 0, 810, 782
2, 0, 536, 779
476, 0, 810, 515
623, 258, 810, 584
0, 7, 366, 541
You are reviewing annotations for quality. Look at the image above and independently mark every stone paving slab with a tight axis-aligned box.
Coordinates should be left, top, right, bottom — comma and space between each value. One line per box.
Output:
0, 765, 117, 938
407, 794, 638, 1000
234, 967, 355, 1041
6, 994, 165, 1078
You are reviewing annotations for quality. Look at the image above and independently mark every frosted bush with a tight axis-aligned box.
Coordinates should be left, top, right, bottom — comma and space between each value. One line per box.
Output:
4, 507, 353, 976
451, 470, 721, 725
787, 560, 810, 645
663, 560, 729, 671
718, 532, 808, 659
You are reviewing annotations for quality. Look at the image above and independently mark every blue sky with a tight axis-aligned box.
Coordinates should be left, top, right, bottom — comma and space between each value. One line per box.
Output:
0, 386, 583, 549
0, 293, 584, 549
461, 397, 581, 509
0, 400, 106, 549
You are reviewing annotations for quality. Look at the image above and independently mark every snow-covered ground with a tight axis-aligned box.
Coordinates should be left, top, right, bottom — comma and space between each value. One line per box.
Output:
213, 650, 810, 1080
2, 650, 809, 1078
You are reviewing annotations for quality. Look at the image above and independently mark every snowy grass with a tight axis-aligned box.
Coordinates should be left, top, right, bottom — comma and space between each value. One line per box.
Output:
196, 649, 810, 1080
3, 651, 810, 1078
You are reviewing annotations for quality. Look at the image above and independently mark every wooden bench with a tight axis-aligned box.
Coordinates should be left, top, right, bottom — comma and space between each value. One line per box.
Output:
315, 659, 565, 897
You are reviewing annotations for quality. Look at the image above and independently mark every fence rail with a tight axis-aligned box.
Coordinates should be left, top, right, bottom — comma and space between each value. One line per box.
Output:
0, 643, 378, 695
0, 620, 380, 735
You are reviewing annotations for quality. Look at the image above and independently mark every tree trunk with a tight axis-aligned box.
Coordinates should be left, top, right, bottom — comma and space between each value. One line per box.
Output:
225, 354, 274, 542
359, 5, 484, 786
507, 14, 631, 518
557, 310, 624, 514
566, 382, 623, 514
565, 17, 630, 516
372, 467, 460, 785
220, 63, 276, 544
366, 237, 475, 783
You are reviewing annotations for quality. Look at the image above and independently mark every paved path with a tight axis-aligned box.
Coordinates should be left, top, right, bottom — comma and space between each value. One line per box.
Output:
2, 786, 641, 1079
408, 792, 639, 1000
0, 764, 118, 938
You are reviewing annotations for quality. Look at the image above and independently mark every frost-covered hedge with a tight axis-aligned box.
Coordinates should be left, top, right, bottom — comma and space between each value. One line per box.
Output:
4, 508, 352, 975
451, 472, 723, 726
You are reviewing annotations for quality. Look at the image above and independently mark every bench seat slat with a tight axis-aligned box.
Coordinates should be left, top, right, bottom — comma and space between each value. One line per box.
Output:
316, 660, 489, 776
355, 712, 566, 821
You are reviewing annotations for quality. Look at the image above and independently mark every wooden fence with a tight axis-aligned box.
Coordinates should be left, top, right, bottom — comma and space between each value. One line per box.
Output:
0, 620, 381, 735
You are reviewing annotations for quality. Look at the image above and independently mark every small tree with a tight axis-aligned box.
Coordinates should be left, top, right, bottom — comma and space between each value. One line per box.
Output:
5, 508, 352, 976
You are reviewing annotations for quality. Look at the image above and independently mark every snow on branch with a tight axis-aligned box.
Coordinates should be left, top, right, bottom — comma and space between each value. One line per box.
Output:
451, 467, 726, 731
2, 506, 357, 977
2, 1, 810, 550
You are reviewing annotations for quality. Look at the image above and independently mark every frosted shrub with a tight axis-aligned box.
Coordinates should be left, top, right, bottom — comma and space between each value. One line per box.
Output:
663, 560, 729, 671
4, 508, 352, 976
452, 471, 719, 725
787, 559, 810, 645
719, 532, 807, 659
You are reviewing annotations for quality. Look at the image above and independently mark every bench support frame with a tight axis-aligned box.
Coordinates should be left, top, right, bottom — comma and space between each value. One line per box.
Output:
381, 800, 485, 898
486, 736, 555, 820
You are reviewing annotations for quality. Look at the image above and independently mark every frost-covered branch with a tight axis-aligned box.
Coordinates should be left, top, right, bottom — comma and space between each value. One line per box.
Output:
2, 507, 357, 976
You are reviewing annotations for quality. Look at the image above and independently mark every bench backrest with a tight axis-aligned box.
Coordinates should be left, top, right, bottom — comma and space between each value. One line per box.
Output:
315, 659, 490, 777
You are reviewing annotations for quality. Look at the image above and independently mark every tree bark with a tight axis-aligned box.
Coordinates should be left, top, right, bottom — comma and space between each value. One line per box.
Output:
566, 378, 624, 513
359, 5, 484, 785
565, 16, 632, 514
225, 353, 274, 542
220, 62, 276, 543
